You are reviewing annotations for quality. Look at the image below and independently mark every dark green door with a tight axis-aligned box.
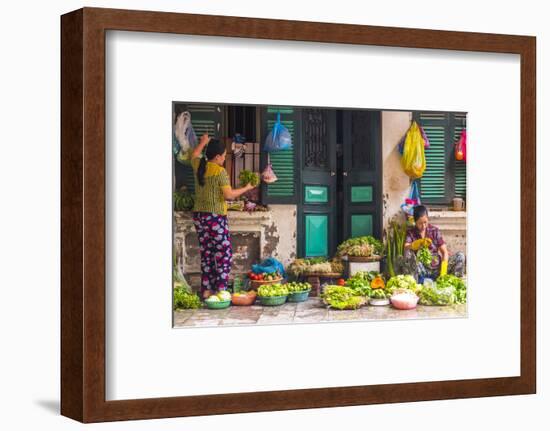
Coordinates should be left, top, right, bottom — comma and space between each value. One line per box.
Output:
342, 110, 382, 240
297, 108, 338, 257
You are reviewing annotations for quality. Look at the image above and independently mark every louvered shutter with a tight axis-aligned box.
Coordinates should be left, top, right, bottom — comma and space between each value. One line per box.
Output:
417, 113, 449, 204
261, 106, 301, 204
415, 112, 467, 204
452, 113, 467, 199
173, 103, 223, 194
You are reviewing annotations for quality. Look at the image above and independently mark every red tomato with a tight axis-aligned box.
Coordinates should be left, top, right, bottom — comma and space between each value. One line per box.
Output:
337, 278, 346, 286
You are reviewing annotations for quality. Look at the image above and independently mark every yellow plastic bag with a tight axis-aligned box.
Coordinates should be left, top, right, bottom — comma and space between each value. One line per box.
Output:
401, 121, 426, 179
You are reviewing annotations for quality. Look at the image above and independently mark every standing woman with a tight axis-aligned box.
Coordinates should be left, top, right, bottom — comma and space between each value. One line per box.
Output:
191, 134, 257, 298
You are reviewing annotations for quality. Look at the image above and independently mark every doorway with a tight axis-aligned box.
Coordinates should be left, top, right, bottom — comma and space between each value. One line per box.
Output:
297, 108, 382, 258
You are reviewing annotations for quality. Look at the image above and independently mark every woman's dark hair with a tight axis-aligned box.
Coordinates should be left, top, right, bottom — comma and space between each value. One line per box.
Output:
413, 205, 429, 222
197, 138, 225, 186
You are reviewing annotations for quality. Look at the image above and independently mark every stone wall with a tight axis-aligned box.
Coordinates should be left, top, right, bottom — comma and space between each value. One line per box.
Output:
175, 206, 297, 289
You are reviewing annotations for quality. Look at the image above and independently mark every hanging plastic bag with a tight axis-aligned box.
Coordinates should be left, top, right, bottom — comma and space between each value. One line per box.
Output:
401, 121, 426, 179
173, 111, 197, 163
398, 123, 429, 155
454, 129, 467, 162
401, 180, 421, 221
420, 125, 430, 149
261, 163, 278, 184
264, 112, 292, 152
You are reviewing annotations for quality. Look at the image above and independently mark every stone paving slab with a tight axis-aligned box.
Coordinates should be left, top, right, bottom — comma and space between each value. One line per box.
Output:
174, 298, 468, 328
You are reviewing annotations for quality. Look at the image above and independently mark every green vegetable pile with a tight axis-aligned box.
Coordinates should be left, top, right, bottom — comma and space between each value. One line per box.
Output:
239, 170, 260, 187
418, 284, 456, 305
369, 289, 388, 299
173, 188, 194, 211
258, 284, 289, 297
285, 282, 312, 293
417, 246, 433, 266
345, 271, 380, 296
386, 275, 421, 295
336, 236, 384, 258
173, 286, 202, 310
436, 274, 467, 304
321, 285, 365, 310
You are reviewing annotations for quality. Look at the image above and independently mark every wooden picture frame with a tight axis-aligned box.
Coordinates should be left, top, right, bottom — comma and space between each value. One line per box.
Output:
61, 7, 536, 423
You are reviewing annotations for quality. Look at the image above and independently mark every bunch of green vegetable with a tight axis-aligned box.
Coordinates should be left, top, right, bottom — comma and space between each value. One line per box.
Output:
285, 282, 312, 293
173, 286, 202, 310
239, 170, 260, 187
385, 220, 407, 277
345, 271, 381, 297
258, 284, 289, 297
287, 258, 341, 276
336, 236, 384, 258
418, 284, 456, 306
436, 274, 467, 304
369, 289, 388, 299
173, 188, 194, 211
386, 275, 421, 295
321, 285, 365, 310
417, 246, 433, 266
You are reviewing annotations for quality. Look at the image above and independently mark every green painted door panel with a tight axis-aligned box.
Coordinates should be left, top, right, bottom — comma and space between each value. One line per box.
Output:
351, 214, 373, 237
305, 214, 328, 257
304, 185, 328, 203
351, 185, 373, 203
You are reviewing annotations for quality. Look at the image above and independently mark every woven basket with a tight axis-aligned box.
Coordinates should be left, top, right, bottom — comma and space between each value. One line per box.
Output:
287, 290, 311, 303
258, 295, 287, 306
204, 299, 231, 309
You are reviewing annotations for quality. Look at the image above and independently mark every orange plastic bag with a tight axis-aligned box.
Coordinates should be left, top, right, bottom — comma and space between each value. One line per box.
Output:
401, 121, 426, 179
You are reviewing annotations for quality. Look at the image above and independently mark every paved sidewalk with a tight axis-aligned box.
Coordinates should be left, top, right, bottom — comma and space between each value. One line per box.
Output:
173, 298, 467, 328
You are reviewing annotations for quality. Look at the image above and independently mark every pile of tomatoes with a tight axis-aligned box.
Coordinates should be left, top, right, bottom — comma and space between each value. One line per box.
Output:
247, 271, 281, 281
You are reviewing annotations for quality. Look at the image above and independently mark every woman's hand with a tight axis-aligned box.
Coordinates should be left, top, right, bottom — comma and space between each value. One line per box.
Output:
199, 133, 210, 146
191, 133, 210, 160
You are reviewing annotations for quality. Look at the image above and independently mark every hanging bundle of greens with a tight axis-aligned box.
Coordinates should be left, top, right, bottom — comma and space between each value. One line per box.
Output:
385, 220, 407, 277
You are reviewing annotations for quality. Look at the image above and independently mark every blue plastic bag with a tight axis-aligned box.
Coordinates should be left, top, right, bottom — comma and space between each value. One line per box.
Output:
252, 257, 286, 278
264, 112, 292, 152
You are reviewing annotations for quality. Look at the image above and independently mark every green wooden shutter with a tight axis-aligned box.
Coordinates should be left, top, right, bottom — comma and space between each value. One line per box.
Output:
261, 106, 300, 204
453, 113, 467, 199
417, 113, 448, 203
415, 112, 467, 204
173, 103, 223, 194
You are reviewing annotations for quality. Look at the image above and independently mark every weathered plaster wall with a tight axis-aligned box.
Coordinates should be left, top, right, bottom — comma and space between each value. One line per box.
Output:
381, 110, 412, 229
380, 111, 467, 257
175, 205, 296, 289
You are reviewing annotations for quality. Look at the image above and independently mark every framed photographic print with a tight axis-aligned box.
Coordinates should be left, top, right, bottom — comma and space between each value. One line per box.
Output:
61, 7, 536, 423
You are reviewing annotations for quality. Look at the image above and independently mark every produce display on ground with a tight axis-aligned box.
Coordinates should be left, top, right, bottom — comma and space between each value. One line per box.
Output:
345, 271, 379, 296
418, 284, 456, 305
386, 274, 422, 295
287, 257, 343, 276
285, 282, 312, 293
173, 286, 202, 310
321, 285, 366, 310
238, 169, 260, 187
336, 236, 384, 258
436, 274, 467, 304
258, 284, 289, 297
